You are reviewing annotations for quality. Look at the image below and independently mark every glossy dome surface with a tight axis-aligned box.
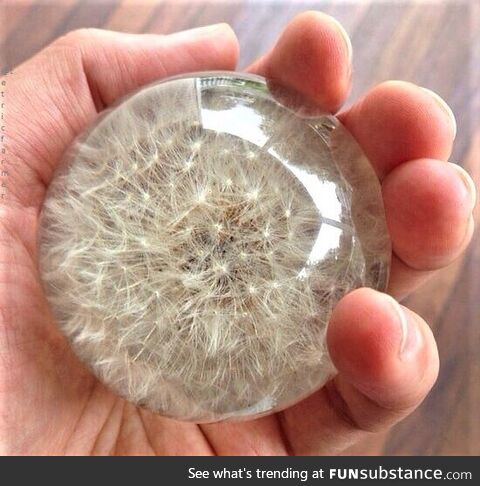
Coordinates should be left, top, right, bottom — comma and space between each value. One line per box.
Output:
38, 72, 391, 422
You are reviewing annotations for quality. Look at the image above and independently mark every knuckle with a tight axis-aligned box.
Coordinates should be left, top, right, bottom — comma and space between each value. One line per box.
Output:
53, 27, 101, 48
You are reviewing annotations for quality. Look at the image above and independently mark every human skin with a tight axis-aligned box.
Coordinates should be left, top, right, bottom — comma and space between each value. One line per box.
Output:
0, 12, 475, 455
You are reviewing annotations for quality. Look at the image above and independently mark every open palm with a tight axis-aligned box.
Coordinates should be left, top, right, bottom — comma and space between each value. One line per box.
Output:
0, 13, 474, 455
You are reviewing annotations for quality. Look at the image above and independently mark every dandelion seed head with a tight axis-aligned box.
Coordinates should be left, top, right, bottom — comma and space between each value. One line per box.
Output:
38, 72, 390, 422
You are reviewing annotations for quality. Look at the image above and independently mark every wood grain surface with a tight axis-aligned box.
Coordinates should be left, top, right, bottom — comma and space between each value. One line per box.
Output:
1, 0, 479, 455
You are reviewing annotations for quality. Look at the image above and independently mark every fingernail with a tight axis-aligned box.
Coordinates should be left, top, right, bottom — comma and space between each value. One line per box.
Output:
328, 16, 352, 65
449, 163, 477, 212
170, 23, 226, 40
421, 87, 457, 139
385, 295, 422, 360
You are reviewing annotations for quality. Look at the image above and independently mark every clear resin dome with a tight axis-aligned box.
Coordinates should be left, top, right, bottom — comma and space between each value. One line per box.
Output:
38, 71, 391, 422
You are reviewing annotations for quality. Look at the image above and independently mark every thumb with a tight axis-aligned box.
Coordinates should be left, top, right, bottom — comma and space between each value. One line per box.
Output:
327, 289, 439, 429
278, 288, 439, 455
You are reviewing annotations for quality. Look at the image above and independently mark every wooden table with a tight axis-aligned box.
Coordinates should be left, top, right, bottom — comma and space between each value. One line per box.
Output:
2, 0, 479, 455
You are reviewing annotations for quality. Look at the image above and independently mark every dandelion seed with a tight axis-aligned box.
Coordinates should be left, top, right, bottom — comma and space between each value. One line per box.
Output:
215, 263, 228, 274
191, 140, 202, 151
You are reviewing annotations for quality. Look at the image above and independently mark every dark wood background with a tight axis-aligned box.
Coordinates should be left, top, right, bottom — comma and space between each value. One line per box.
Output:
1, 0, 479, 455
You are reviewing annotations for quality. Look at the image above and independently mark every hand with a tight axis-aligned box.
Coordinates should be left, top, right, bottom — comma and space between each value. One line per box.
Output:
0, 13, 475, 455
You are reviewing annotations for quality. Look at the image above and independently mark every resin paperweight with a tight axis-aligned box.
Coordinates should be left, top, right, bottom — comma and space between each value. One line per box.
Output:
38, 71, 391, 422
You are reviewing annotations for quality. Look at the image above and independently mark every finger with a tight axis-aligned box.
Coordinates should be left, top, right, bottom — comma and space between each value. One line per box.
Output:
6, 24, 239, 208
383, 159, 475, 286
387, 256, 436, 301
277, 288, 439, 455
199, 415, 290, 456
339, 81, 457, 180
246, 10, 352, 112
